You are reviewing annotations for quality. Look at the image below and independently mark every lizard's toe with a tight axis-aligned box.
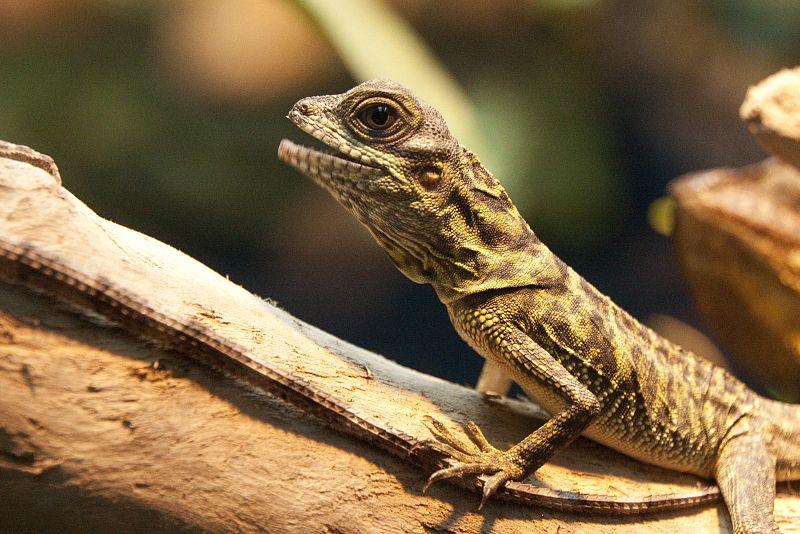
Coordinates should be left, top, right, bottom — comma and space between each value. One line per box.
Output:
424, 416, 481, 457
423, 462, 498, 493
480, 470, 515, 508
423, 418, 526, 504
424, 455, 525, 502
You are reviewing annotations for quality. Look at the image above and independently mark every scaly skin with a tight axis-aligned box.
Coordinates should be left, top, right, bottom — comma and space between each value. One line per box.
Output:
278, 80, 800, 533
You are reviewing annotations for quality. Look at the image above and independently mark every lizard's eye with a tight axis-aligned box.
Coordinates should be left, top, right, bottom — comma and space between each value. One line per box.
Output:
359, 104, 398, 130
347, 96, 415, 140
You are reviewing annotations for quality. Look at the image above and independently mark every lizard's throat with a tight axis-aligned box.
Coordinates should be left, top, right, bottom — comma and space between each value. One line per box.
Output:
430, 240, 562, 304
370, 224, 561, 304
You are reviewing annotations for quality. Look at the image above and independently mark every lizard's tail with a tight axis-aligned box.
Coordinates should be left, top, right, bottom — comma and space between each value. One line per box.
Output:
759, 395, 800, 481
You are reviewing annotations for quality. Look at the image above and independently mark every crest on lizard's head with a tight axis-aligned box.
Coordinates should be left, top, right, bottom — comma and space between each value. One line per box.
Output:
279, 80, 542, 300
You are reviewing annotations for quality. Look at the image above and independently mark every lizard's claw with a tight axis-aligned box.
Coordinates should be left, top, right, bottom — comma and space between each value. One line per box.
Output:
422, 416, 526, 507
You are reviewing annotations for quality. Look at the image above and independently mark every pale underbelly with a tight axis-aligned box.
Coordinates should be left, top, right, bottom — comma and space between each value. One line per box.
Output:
518, 380, 715, 477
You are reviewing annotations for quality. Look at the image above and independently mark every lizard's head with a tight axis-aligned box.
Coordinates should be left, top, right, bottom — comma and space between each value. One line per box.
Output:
278, 80, 539, 298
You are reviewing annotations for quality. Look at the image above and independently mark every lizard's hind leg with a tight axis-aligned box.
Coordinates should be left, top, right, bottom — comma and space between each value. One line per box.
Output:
715, 435, 780, 533
476, 360, 513, 396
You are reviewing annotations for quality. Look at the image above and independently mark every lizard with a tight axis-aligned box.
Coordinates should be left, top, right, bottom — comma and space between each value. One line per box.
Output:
277, 79, 800, 533
0, 140, 719, 516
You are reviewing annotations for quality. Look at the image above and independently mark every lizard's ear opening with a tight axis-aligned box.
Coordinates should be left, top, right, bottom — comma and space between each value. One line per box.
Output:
418, 166, 443, 190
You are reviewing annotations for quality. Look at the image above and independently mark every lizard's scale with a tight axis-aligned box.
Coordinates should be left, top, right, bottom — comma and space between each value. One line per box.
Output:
278, 80, 800, 533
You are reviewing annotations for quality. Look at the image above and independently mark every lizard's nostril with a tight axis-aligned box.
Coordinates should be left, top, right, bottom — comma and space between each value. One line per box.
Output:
297, 100, 315, 115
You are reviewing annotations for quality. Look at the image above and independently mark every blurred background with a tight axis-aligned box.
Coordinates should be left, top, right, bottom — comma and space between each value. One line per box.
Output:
1, 0, 798, 390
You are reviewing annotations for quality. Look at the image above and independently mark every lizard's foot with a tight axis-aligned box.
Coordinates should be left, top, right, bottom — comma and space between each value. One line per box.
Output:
423, 416, 526, 508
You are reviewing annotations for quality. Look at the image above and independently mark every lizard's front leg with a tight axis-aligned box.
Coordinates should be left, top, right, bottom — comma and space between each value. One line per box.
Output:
425, 325, 601, 506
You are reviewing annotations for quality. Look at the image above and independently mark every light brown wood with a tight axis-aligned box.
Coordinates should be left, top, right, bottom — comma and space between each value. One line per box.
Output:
670, 158, 800, 400
0, 149, 797, 532
741, 67, 800, 170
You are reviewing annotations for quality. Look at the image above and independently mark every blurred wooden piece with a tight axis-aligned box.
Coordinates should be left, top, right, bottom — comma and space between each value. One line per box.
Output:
741, 67, 800, 170
0, 147, 768, 531
671, 159, 800, 400
671, 65, 800, 401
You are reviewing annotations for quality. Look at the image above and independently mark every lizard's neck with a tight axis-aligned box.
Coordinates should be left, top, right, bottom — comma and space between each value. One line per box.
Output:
429, 230, 565, 304
425, 152, 568, 303
347, 147, 568, 303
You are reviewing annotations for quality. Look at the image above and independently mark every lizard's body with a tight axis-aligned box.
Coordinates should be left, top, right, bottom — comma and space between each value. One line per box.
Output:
452, 266, 799, 479
279, 80, 800, 532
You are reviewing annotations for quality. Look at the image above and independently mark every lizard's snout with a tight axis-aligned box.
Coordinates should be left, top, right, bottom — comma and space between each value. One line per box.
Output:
293, 98, 318, 117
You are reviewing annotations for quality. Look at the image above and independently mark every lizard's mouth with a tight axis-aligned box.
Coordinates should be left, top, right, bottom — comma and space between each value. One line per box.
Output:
278, 110, 384, 187
277, 138, 381, 183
